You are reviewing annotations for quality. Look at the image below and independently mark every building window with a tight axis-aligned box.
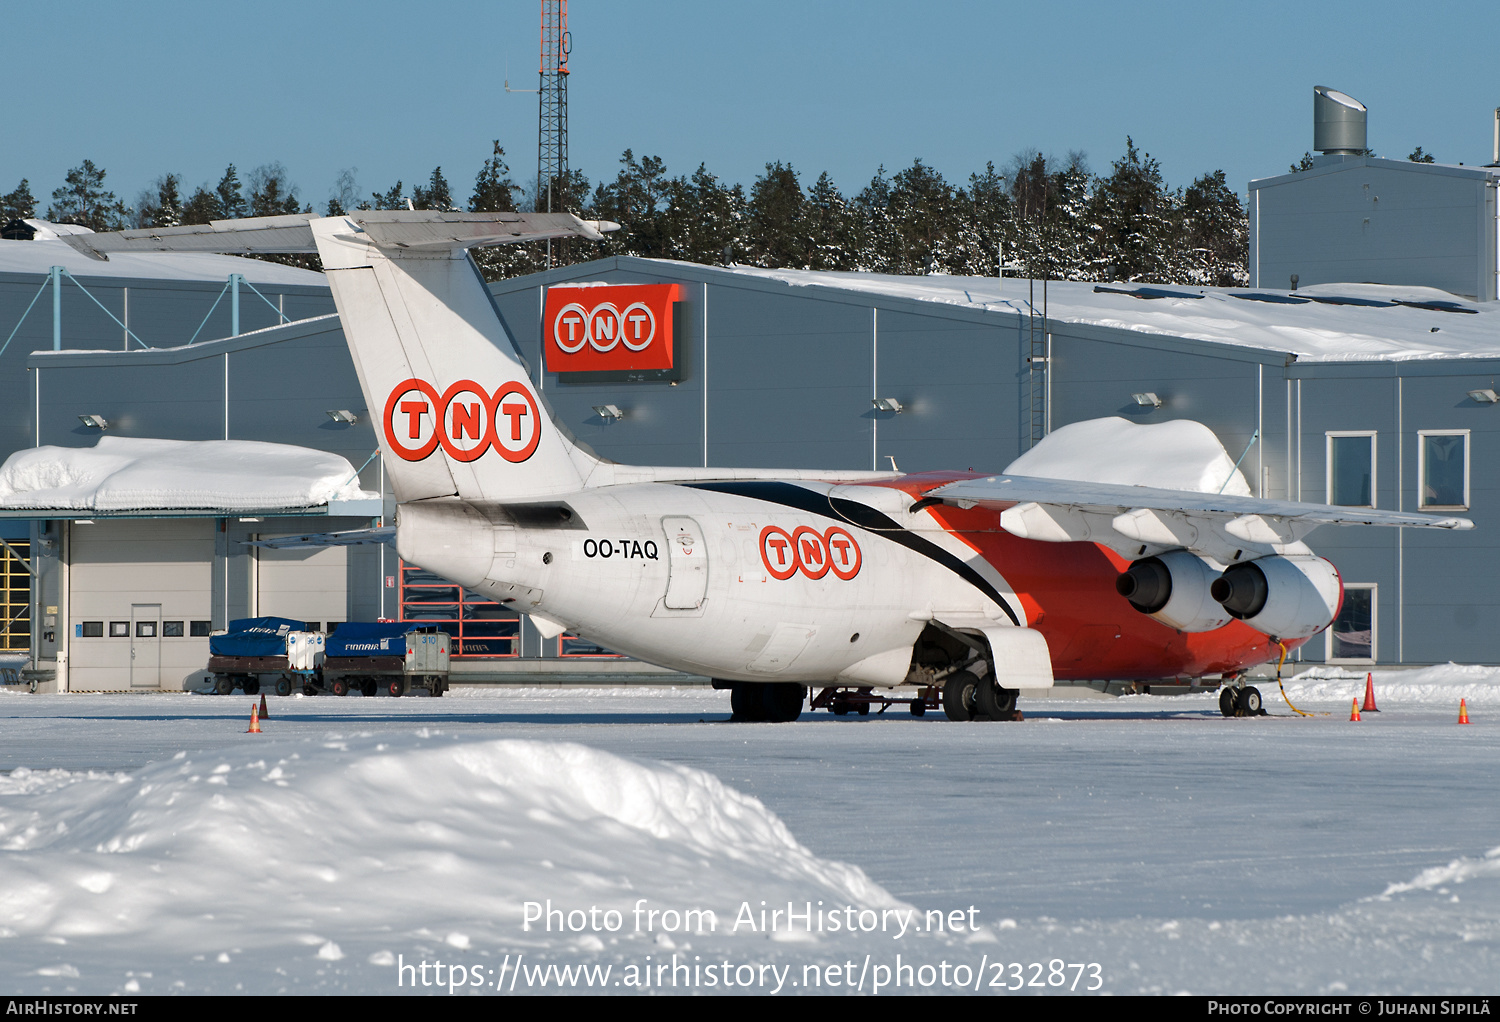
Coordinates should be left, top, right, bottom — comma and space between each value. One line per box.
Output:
80, 621, 104, 638
135, 621, 156, 638
163, 621, 184, 637
0, 538, 29, 652
190, 621, 213, 637
1326, 432, 1376, 507
1418, 430, 1469, 510
109, 621, 129, 638
1327, 584, 1376, 663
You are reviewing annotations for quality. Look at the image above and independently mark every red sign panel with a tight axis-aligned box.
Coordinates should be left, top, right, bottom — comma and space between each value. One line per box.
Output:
544, 283, 682, 373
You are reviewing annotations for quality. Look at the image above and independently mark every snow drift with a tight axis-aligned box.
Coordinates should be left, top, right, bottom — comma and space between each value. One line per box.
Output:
0, 735, 903, 971
1003, 416, 1251, 495
0, 437, 375, 511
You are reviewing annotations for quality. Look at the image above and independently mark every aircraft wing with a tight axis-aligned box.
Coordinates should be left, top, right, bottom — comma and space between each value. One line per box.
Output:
927, 474, 1471, 562
59, 211, 618, 260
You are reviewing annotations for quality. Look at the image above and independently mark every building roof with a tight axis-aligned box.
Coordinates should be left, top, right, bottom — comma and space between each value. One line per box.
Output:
691, 264, 1500, 364
1249, 155, 1500, 192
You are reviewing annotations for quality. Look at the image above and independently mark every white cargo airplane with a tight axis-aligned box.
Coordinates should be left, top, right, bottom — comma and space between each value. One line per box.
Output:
65, 213, 1473, 721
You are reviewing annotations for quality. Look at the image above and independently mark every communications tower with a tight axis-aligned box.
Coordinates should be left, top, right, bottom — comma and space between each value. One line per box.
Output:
537, 0, 570, 216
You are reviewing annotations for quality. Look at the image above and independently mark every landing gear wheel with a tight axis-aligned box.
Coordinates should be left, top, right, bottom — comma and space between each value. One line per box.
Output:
243, 679, 260, 696
730, 682, 764, 722
1240, 686, 1263, 716
763, 684, 805, 723
214, 676, 234, 696
361, 680, 377, 698
386, 677, 408, 698
274, 676, 293, 698
330, 678, 349, 697
943, 671, 979, 722
1219, 687, 1238, 717
975, 678, 1019, 720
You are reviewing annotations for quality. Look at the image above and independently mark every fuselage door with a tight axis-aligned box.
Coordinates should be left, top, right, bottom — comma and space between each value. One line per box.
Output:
661, 516, 708, 609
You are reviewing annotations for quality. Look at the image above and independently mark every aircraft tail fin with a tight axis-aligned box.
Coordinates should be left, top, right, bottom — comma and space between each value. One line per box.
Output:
67, 212, 619, 504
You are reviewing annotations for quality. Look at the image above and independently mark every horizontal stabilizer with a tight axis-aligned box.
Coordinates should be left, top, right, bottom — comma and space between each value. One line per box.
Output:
60, 211, 618, 261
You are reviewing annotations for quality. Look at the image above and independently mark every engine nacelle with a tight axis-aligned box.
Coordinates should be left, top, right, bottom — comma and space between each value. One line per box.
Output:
1210, 554, 1342, 640
1115, 550, 1233, 633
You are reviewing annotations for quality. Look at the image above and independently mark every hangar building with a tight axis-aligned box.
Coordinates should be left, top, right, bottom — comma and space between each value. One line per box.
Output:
3, 213, 1499, 691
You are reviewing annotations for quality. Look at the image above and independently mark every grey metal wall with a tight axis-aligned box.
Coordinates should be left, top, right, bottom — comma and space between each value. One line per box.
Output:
1250, 158, 1500, 302
13, 253, 1500, 668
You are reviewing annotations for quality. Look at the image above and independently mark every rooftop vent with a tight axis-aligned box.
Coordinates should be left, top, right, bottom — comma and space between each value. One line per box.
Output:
1314, 86, 1367, 155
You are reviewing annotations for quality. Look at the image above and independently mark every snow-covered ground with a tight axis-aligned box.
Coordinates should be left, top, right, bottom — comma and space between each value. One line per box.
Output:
0, 667, 1496, 996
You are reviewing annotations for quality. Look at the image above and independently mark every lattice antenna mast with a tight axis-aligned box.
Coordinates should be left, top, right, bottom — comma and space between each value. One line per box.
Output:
537, 0, 570, 217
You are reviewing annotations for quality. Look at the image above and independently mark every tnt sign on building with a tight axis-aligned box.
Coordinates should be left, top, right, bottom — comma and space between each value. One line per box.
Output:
544, 283, 683, 381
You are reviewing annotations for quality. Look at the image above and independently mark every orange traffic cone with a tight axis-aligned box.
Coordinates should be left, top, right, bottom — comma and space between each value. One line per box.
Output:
247, 702, 262, 734
1458, 699, 1470, 725
1361, 673, 1380, 713
259, 693, 270, 720
1350, 698, 1361, 722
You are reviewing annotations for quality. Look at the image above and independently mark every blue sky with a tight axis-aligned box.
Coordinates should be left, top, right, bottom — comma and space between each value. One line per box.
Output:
4, 0, 1498, 215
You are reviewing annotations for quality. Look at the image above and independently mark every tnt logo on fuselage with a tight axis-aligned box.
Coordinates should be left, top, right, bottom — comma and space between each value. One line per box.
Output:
382, 378, 541, 464
760, 525, 862, 581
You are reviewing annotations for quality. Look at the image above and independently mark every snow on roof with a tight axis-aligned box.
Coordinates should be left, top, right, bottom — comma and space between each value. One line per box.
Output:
1004, 417, 1252, 495
703, 264, 1500, 363
0, 233, 326, 287
0, 437, 374, 512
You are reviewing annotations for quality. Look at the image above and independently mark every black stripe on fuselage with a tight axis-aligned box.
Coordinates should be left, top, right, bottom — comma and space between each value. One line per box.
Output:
682, 480, 1022, 626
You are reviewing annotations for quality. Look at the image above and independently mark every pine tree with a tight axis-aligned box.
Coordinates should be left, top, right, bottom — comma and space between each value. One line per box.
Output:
1289, 152, 1315, 173
470, 143, 519, 213
1181, 170, 1248, 287
661, 164, 746, 265
589, 150, 672, 258
1407, 146, 1436, 164
46, 159, 130, 231
181, 187, 220, 225
1, 179, 36, 222
136, 174, 184, 229
803, 172, 858, 271
1089, 137, 1178, 282
412, 167, 454, 211
248, 163, 305, 216
371, 181, 406, 210
216, 165, 247, 220
746, 161, 806, 267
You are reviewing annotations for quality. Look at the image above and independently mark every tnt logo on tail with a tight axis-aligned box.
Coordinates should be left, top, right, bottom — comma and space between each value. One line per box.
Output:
383, 378, 541, 464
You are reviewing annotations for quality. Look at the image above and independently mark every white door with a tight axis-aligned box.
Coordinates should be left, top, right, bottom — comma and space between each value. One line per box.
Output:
661, 516, 708, 610
130, 603, 162, 689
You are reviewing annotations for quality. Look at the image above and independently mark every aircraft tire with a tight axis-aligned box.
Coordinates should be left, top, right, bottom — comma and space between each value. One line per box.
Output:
975, 677, 1018, 720
1219, 687, 1238, 717
730, 682, 764, 722
943, 671, 979, 722
763, 684, 805, 723
1240, 686, 1263, 715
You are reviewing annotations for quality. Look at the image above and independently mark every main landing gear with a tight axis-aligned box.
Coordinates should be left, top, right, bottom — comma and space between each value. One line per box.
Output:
728, 681, 806, 723
942, 671, 1022, 722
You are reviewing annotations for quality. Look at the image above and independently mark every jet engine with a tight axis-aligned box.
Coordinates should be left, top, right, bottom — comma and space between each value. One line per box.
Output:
1210, 554, 1342, 640
1115, 550, 1233, 632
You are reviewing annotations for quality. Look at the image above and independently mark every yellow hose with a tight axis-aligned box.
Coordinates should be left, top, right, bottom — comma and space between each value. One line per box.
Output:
1272, 641, 1323, 716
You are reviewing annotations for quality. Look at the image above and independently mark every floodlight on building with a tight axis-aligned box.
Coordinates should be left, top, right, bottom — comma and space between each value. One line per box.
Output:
1131, 392, 1163, 408
872, 397, 903, 414
326, 409, 360, 424
593, 404, 624, 420
78, 414, 109, 429
1467, 388, 1500, 404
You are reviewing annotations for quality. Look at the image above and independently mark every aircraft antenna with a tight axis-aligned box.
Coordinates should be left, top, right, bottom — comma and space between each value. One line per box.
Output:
538, 0, 571, 266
